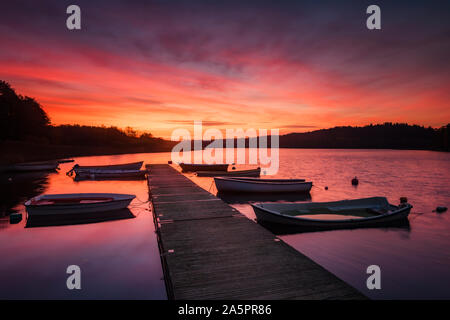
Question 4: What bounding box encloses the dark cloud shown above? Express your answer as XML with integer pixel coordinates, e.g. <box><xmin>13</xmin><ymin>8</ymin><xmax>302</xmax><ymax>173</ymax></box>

<box><xmin>166</xmin><ymin>120</ymin><xmax>246</xmax><ymax>126</ymax></box>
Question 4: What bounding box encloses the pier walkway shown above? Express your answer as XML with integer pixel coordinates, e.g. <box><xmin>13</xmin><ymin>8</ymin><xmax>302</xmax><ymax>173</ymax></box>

<box><xmin>147</xmin><ymin>164</ymin><xmax>365</xmax><ymax>300</ymax></box>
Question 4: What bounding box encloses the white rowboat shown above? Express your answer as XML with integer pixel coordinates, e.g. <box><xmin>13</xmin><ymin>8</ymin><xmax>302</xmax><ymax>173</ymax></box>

<box><xmin>25</xmin><ymin>193</ymin><xmax>136</xmax><ymax>216</ymax></box>
<box><xmin>251</xmin><ymin>197</ymin><xmax>412</xmax><ymax>230</ymax></box>
<box><xmin>214</xmin><ymin>177</ymin><xmax>312</xmax><ymax>193</ymax></box>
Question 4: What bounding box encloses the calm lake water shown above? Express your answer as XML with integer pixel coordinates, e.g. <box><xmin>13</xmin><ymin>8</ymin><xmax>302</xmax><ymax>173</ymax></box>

<box><xmin>1</xmin><ymin>149</ymin><xmax>449</xmax><ymax>299</ymax></box>
<box><xmin>0</xmin><ymin>154</ymin><xmax>169</xmax><ymax>299</ymax></box>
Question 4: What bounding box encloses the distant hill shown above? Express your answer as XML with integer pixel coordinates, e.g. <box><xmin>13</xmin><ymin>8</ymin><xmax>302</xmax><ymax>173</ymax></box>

<box><xmin>279</xmin><ymin>123</ymin><xmax>449</xmax><ymax>151</ymax></box>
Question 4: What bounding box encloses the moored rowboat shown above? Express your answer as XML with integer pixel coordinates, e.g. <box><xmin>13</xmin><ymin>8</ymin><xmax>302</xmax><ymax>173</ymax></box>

<box><xmin>74</xmin><ymin>161</ymin><xmax>143</xmax><ymax>171</ymax></box>
<box><xmin>180</xmin><ymin>163</ymin><xmax>229</xmax><ymax>172</ymax></box>
<box><xmin>9</xmin><ymin>161</ymin><xmax>59</xmax><ymax>172</ymax></box>
<box><xmin>68</xmin><ymin>161</ymin><xmax>143</xmax><ymax>175</ymax></box>
<box><xmin>57</xmin><ymin>159</ymin><xmax>75</xmax><ymax>164</ymax></box>
<box><xmin>251</xmin><ymin>197</ymin><xmax>412</xmax><ymax>230</ymax></box>
<box><xmin>214</xmin><ymin>177</ymin><xmax>312</xmax><ymax>193</ymax></box>
<box><xmin>197</xmin><ymin>168</ymin><xmax>261</xmax><ymax>177</ymax></box>
<box><xmin>75</xmin><ymin>169</ymin><xmax>147</xmax><ymax>180</ymax></box>
<box><xmin>25</xmin><ymin>193</ymin><xmax>136</xmax><ymax>216</ymax></box>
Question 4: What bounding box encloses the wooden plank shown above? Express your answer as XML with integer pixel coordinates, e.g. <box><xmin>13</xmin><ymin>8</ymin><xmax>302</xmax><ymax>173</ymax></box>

<box><xmin>148</xmin><ymin>164</ymin><xmax>366</xmax><ymax>300</ymax></box>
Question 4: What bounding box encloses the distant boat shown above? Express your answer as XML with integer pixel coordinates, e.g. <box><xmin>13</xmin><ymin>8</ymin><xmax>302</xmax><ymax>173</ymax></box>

<box><xmin>179</xmin><ymin>163</ymin><xmax>229</xmax><ymax>172</ymax></box>
<box><xmin>214</xmin><ymin>177</ymin><xmax>312</xmax><ymax>193</ymax></box>
<box><xmin>196</xmin><ymin>168</ymin><xmax>261</xmax><ymax>177</ymax></box>
<box><xmin>75</xmin><ymin>169</ymin><xmax>147</xmax><ymax>180</ymax></box>
<box><xmin>57</xmin><ymin>159</ymin><xmax>75</xmax><ymax>164</ymax></box>
<box><xmin>251</xmin><ymin>197</ymin><xmax>412</xmax><ymax>230</ymax></box>
<box><xmin>9</xmin><ymin>161</ymin><xmax>59</xmax><ymax>172</ymax></box>
<box><xmin>68</xmin><ymin>161</ymin><xmax>143</xmax><ymax>175</ymax></box>
<box><xmin>25</xmin><ymin>193</ymin><xmax>136</xmax><ymax>216</ymax></box>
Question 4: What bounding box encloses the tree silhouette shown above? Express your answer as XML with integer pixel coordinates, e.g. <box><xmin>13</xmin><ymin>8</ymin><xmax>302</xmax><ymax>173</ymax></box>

<box><xmin>0</xmin><ymin>81</ymin><xmax>50</xmax><ymax>140</ymax></box>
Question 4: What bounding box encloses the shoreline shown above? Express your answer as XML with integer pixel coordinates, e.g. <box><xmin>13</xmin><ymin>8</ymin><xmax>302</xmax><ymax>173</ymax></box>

<box><xmin>0</xmin><ymin>140</ymin><xmax>173</xmax><ymax>168</ymax></box>
<box><xmin>1</xmin><ymin>141</ymin><xmax>448</xmax><ymax>168</ymax></box>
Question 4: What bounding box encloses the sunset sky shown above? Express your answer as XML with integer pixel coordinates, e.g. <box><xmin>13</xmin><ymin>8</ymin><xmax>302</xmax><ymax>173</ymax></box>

<box><xmin>1</xmin><ymin>0</ymin><xmax>449</xmax><ymax>138</ymax></box>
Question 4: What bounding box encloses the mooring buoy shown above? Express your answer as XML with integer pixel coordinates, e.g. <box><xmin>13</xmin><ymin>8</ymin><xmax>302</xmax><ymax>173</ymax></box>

<box><xmin>351</xmin><ymin>177</ymin><xmax>359</xmax><ymax>185</ymax></box>
<box><xmin>436</xmin><ymin>206</ymin><xmax>447</xmax><ymax>213</ymax></box>
<box><xmin>10</xmin><ymin>213</ymin><xmax>22</xmax><ymax>224</ymax></box>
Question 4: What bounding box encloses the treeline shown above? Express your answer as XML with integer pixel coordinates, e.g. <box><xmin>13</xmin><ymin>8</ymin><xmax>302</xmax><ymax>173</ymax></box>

<box><xmin>280</xmin><ymin>123</ymin><xmax>450</xmax><ymax>151</ymax></box>
<box><xmin>0</xmin><ymin>80</ymin><xmax>175</xmax><ymax>164</ymax></box>
<box><xmin>49</xmin><ymin>125</ymin><xmax>174</xmax><ymax>150</ymax></box>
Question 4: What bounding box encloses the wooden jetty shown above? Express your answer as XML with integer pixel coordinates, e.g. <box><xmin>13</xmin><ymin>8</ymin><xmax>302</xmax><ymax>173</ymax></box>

<box><xmin>148</xmin><ymin>164</ymin><xmax>365</xmax><ymax>300</ymax></box>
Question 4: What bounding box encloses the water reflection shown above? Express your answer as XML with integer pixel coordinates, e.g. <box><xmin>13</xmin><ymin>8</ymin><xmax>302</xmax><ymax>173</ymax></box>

<box><xmin>218</xmin><ymin>191</ymin><xmax>311</xmax><ymax>204</ymax></box>
<box><xmin>26</xmin><ymin>208</ymin><xmax>135</xmax><ymax>228</ymax></box>
<box><xmin>0</xmin><ymin>171</ymin><xmax>52</xmax><ymax>218</ymax></box>
<box><xmin>0</xmin><ymin>153</ymin><xmax>169</xmax><ymax>299</ymax></box>
<box><xmin>258</xmin><ymin>218</ymin><xmax>411</xmax><ymax>235</ymax></box>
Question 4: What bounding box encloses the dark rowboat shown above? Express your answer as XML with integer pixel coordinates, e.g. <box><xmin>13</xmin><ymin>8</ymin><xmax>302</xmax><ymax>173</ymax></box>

<box><xmin>74</xmin><ymin>169</ymin><xmax>147</xmax><ymax>180</ymax></box>
<box><xmin>179</xmin><ymin>163</ymin><xmax>229</xmax><ymax>172</ymax></box>
<box><xmin>196</xmin><ymin>168</ymin><xmax>261</xmax><ymax>177</ymax></box>
<box><xmin>67</xmin><ymin>161</ymin><xmax>143</xmax><ymax>175</ymax></box>
<box><xmin>9</xmin><ymin>161</ymin><xmax>59</xmax><ymax>172</ymax></box>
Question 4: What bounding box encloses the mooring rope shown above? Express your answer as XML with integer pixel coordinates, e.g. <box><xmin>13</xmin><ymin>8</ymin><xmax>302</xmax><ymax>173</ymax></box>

<box><xmin>208</xmin><ymin>180</ymin><xmax>215</xmax><ymax>192</ymax></box>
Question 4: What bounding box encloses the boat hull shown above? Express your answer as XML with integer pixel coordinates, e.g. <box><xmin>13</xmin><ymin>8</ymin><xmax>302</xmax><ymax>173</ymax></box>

<box><xmin>74</xmin><ymin>161</ymin><xmax>143</xmax><ymax>172</ymax></box>
<box><xmin>10</xmin><ymin>161</ymin><xmax>59</xmax><ymax>172</ymax></box>
<box><xmin>214</xmin><ymin>177</ymin><xmax>312</xmax><ymax>193</ymax></box>
<box><xmin>197</xmin><ymin>168</ymin><xmax>261</xmax><ymax>177</ymax></box>
<box><xmin>25</xmin><ymin>193</ymin><xmax>136</xmax><ymax>216</ymax></box>
<box><xmin>75</xmin><ymin>169</ymin><xmax>147</xmax><ymax>180</ymax></box>
<box><xmin>251</xmin><ymin>200</ymin><xmax>412</xmax><ymax>230</ymax></box>
<box><xmin>180</xmin><ymin>163</ymin><xmax>229</xmax><ymax>172</ymax></box>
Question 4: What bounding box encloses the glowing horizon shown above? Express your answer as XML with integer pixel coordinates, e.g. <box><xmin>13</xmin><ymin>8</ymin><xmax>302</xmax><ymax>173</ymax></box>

<box><xmin>1</xmin><ymin>1</ymin><xmax>449</xmax><ymax>139</ymax></box>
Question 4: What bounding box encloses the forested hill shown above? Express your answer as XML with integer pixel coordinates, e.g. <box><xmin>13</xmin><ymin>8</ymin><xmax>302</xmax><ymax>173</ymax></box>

<box><xmin>279</xmin><ymin>123</ymin><xmax>449</xmax><ymax>151</ymax></box>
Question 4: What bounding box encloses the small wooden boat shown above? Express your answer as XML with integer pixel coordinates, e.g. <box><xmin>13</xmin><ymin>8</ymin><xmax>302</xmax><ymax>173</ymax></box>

<box><xmin>57</xmin><ymin>159</ymin><xmax>75</xmax><ymax>164</ymax></box>
<box><xmin>75</xmin><ymin>169</ymin><xmax>147</xmax><ymax>180</ymax></box>
<box><xmin>197</xmin><ymin>168</ymin><xmax>261</xmax><ymax>177</ymax></box>
<box><xmin>67</xmin><ymin>161</ymin><xmax>143</xmax><ymax>175</ymax></box>
<box><xmin>25</xmin><ymin>193</ymin><xmax>136</xmax><ymax>216</ymax></box>
<box><xmin>180</xmin><ymin>163</ymin><xmax>229</xmax><ymax>172</ymax></box>
<box><xmin>10</xmin><ymin>161</ymin><xmax>59</xmax><ymax>172</ymax></box>
<box><xmin>214</xmin><ymin>177</ymin><xmax>312</xmax><ymax>193</ymax></box>
<box><xmin>251</xmin><ymin>197</ymin><xmax>412</xmax><ymax>230</ymax></box>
